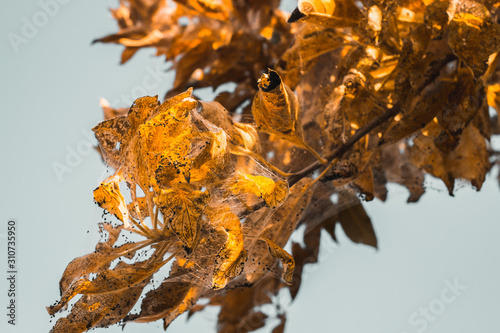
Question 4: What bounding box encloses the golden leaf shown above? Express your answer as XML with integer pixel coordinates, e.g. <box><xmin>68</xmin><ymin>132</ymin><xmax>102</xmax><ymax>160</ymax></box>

<box><xmin>252</xmin><ymin>69</ymin><xmax>326</xmax><ymax>163</ymax></box>
<box><xmin>411</xmin><ymin>124</ymin><xmax>489</xmax><ymax>193</ymax></box>
<box><xmin>233</xmin><ymin>122</ymin><xmax>261</xmax><ymax>153</ymax></box>
<box><xmin>410</xmin><ymin>133</ymin><xmax>452</xmax><ymax>192</ymax></box>
<box><xmin>448</xmin><ymin>12</ymin><xmax>500</xmax><ymax>78</ymax></box>
<box><xmin>127</xmin><ymin>96</ymin><xmax>160</xmax><ymax>129</ymax></box>
<box><xmin>288</xmin><ymin>0</ymin><xmax>361</xmax><ymax>27</ymax></box>
<box><xmin>93</xmin><ymin>177</ymin><xmax>130</xmax><ymax>228</ymax></box>
<box><xmin>190</xmin><ymin>129</ymin><xmax>230</xmax><ymax>185</ymax></box>
<box><xmin>230</xmin><ymin>174</ymin><xmax>289</xmax><ymax>208</ymax></box>
<box><xmin>155</xmin><ymin>188</ymin><xmax>210</xmax><ymax>248</ymax></box>
<box><xmin>280</xmin><ymin>27</ymin><xmax>344</xmax><ymax>73</ymax></box>
<box><xmin>299</xmin><ymin>0</ymin><xmax>335</xmax><ymax>15</ymax></box>
<box><xmin>154</xmin><ymin>129</ymin><xmax>196</xmax><ymax>185</ymax></box>
<box><xmin>175</xmin><ymin>0</ymin><xmax>233</xmax><ymax>21</ymax></box>
<box><xmin>58</xmin><ymin>241</ymin><xmax>139</xmax><ymax>296</ymax></box>
<box><xmin>367</xmin><ymin>6</ymin><xmax>382</xmax><ymax>32</ymax></box>
<box><xmin>445</xmin><ymin>124</ymin><xmax>490</xmax><ymax>191</ymax></box>
<box><xmin>259</xmin><ymin>236</ymin><xmax>295</xmax><ymax>284</ymax></box>
<box><xmin>93</xmin><ymin>91</ymin><xmax>196</xmax><ymax>187</ymax></box>
<box><xmin>209</xmin><ymin>207</ymin><xmax>247</xmax><ymax>289</ymax></box>
<box><xmin>48</xmin><ymin>258</ymin><xmax>167</xmax><ymax>316</ymax></box>
<box><xmin>138</xmin><ymin>96</ymin><xmax>232</xmax><ymax>187</ymax></box>
<box><xmin>138</xmin><ymin>98</ymin><xmax>197</xmax><ymax>186</ymax></box>
<box><xmin>49</xmin><ymin>285</ymin><xmax>146</xmax><ymax>333</ymax></box>
<box><xmin>487</xmin><ymin>83</ymin><xmax>500</xmax><ymax>114</ymax></box>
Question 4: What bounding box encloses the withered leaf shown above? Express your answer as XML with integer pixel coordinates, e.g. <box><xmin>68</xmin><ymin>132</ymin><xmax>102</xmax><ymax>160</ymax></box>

<box><xmin>280</xmin><ymin>27</ymin><xmax>344</xmax><ymax>72</ymax></box>
<box><xmin>93</xmin><ymin>178</ymin><xmax>130</xmax><ymax>227</ymax></box>
<box><xmin>410</xmin><ymin>133</ymin><xmax>453</xmax><ymax>193</ymax></box>
<box><xmin>124</xmin><ymin>260</ymin><xmax>205</xmax><ymax>328</ymax></box>
<box><xmin>437</xmin><ymin>68</ymin><xmax>483</xmax><ymax>142</ymax></box>
<box><xmin>48</xmin><ymin>257</ymin><xmax>167</xmax><ymax>316</ymax></box>
<box><xmin>259</xmin><ymin>236</ymin><xmax>295</xmax><ymax>284</ymax></box>
<box><xmin>127</xmin><ymin>196</ymin><xmax>150</xmax><ymax>220</ymax></box>
<box><xmin>445</xmin><ymin>124</ymin><xmax>490</xmax><ymax>191</ymax></box>
<box><xmin>92</xmin><ymin>96</ymin><xmax>160</xmax><ymax>170</ymax></box>
<box><xmin>322</xmin><ymin>194</ymin><xmax>378</xmax><ymax>248</ymax></box>
<box><xmin>126</xmin><ymin>279</ymin><xmax>200</xmax><ymax>326</ymax></box>
<box><xmin>93</xmin><ymin>91</ymin><xmax>196</xmax><ymax>187</ymax></box>
<box><xmin>352</xmin><ymin>166</ymin><xmax>375</xmax><ymax>201</ymax></box>
<box><xmin>209</xmin><ymin>206</ymin><xmax>247</xmax><ymax>289</ymax></box>
<box><xmin>51</xmin><ymin>262</ymin><xmax>149</xmax><ymax>333</ymax></box>
<box><xmin>377</xmin><ymin>144</ymin><xmax>426</xmax><ymax>202</ymax></box>
<box><xmin>138</xmin><ymin>98</ymin><xmax>197</xmax><ymax>185</ymax></box>
<box><xmin>58</xmin><ymin>241</ymin><xmax>138</xmax><ymax>295</ymax></box>
<box><xmin>411</xmin><ymin>123</ymin><xmax>489</xmax><ymax>193</ymax></box>
<box><xmin>272</xmin><ymin>314</ymin><xmax>287</xmax><ymax>333</ymax></box>
<box><xmin>175</xmin><ymin>0</ymin><xmax>233</xmax><ymax>21</ymax></box>
<box><xmin>128</xmin><ymin>95</ymin><xmax>161</xmax><ymax>129</ymax></box>
<box><xmin>288</xmin><ymin>0</ymin><xmax>361</xmax><ymax>27</ymax></box>
<box><xmin>252</xmin><ymin>69</ymin><xmax>325</xmax><ymax>163</ymax></box>
<box><xmin>155</xmin><ymin>188</ymin><xmax>210</xmax><ymax>248</ymax></box>
<box><xmin>189</xmin><ymin>275</ymin><xmax>281</xmax><ymax>333</ymax></box>
<box><xmin>448</xmin><ymin>12</ymin><xmax>500</xmax><ymax>78</ymax></box>
<box><xmin>50</xmin><ymin>293</ymin><xmax>125</xmax><ymax>333</ymax></box>
<box><xmin>230</xmin><ymin>173</ymin><xmax>289</xmax><ymax>208</ymax></box>
<box><xmin>291</xmin><ymin>224</ymin><xmax>321</xmax><ymax>300</ymax></box>
<box><xmin>243</xmin><ymin>178</ymin><xmax>315</xmax><ymax>285</ymax></box>
<box><xmin>92</xmin><ymin>116</ymin><xmax>131</xmax><ymax>170</ymax></box>
<box><xmin>379</xmin><ymin>79</ymin><xmax>456</xmax><ymax>146</ymax></box>
<box><xmin>190</xmin><ymin>128</ymin><xmax>230</xmax><ymax>185</ymax></box>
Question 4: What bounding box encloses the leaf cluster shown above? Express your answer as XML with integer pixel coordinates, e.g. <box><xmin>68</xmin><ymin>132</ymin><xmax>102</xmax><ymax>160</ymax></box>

<box><xmin>48</xmin><ymin>0</ymin><xmax>500</xmax><ymax>332</ymax></box>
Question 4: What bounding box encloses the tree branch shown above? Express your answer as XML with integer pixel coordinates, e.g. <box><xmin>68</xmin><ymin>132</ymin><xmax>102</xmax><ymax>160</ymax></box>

<box><xmin>287</xmin><ymin>103</ymin><xmax>402</xmax><ymax>186</ymax></box>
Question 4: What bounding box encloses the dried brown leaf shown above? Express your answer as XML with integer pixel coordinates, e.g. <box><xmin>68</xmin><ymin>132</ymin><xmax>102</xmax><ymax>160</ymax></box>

<box><xmin>259</xmin><ymin>236</ymin><xmax>295</xmax><ymax>284</ymax></box>
<box><xmin>155</xmin><ymin>188</ymin><xmax>210</xmax><ymax>248</ymax></box>
<box><xmin>209</xmin><ymin>206</ymin><xmax>247</xmax><ymax>289</ymax></box>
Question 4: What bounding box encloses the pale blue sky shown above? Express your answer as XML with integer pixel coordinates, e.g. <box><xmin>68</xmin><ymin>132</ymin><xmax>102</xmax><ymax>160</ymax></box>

<box><xmin>1</xmin><ymin>1</ymin><xmax>499</xmax><ymax>333</ymax></box>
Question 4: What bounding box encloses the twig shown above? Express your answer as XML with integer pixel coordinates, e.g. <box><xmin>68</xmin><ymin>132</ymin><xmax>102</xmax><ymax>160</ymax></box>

<box><xmin>288</xmin><ymin>103</ymin><xmax>402</xmax><ymax>186</ymax></box>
